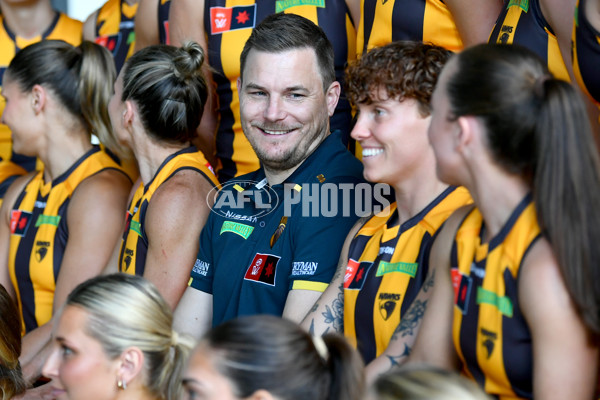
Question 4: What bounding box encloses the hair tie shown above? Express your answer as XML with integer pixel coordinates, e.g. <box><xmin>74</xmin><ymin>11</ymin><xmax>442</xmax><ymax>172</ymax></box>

<box><xmin>312</xmin><ymin>335</ymin><xmax>329</xmax><ymax>362</ymax></box>
<box><xmin>533</xmin><ymin>74</ymin><xmax>552</xmax><ymax>98</ymax></box>
<box><xmin>171</xmin><ymin>331</ymin><xmax>179</xmax><ymax>347</ymax></box>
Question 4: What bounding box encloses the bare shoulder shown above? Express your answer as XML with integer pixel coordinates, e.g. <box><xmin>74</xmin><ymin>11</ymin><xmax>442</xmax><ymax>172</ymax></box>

<box><xmin>82</xmin><ymin>9</ymin><xmax>100</xmax><ymax>41</ymax></box>
<box><xmin>152</xmin><ymin>169</ymin><xmax>214</xmax><ymax>207</ymax></box>
<box><xmin>70</xmin><ymin>169</ymin><xmax>132</xmax><ymax>209</ymax></box>
<box><xmin>518</xmin><ymin>238</ymin><xmax>571</xmax><ymax>318</ymax></box>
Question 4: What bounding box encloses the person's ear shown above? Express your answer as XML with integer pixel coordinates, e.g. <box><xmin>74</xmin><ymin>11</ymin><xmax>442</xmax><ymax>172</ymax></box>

<box><xmin>117</xmin><ymin>346</ymin><xmax>144</xmax><ymax>388</ymax></box>
<box><xmin>247</xmin><ymin>389</ymin><xmax>277</xmax><ymax>400</ymax></box>
<box><xmin>325</xmin><ymin>81</ymin><xmax>341</xmax><ymax>117</ymax></box>
<box><xmin>123</xmin><ymin>100</ymin><xmax>135</xmax><ymax>127</ymax></box>
<box><xmin>31</xmin><ymin>84</ymin><xmax>46</xmax><ymax>114</ymax></box>
<box><xmin>455</xmin><ymin>115</ymin><xmax>477</xmax><ymax>154</ymax></box>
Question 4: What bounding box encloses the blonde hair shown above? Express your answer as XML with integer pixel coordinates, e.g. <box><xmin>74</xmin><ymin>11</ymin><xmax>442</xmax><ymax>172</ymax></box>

<box><xmin>66</xmin><ymin>274</ymin><xmax>194</xmax><ymax>400</ymax></box>
<box><xmin>372</xmin><ymin>365</ymin><xmax>492</xmax><ymax>400</ymax></box>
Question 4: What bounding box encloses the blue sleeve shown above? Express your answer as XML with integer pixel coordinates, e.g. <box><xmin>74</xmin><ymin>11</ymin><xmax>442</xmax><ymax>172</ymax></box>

<box><xmin>189</xmin><ymin>212</ymin><xmax>215</xmax><ymax>293</ymax></box>
<box><xmin>288</xmin><ymin>179</ymin><xmax>365</xmax><ymax>291</ymax></box>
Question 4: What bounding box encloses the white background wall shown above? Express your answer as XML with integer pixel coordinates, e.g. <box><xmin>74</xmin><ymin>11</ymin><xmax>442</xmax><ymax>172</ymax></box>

<box><xmin>66</xmin><ymin>0</ymin><xmax>107</xmax><ymax>21</ymax></box>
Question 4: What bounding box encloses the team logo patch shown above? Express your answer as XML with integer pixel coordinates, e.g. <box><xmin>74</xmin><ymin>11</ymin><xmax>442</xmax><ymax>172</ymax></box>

<box><xmin>378</xmin><ymin>293</ymin><xmax>400</xmax><ymax>321</ymax></box>
<box><xmin>507</xmin><ymin>0</ymin><xmax>529</xmax><ymax>11</ymax></box>
<box><xmin>10</xmin><ymin>210</ymin><xmax>33</xmax><ymax>236</ymax></box>
<box><xmin>220</xmin><ymin>221</ymin><xmax>254</xmax><ymax>239</ymax></box>
<box><xmin>96</xmin><ymin>33</ymin><xmax>122</xmax><ymax>54</ymax></box>
<box><xmin>244</xmin><ymin>253</ymin><xmax>280</xmax><ymax>286</ymax></box>
<box><xmin>343</xmin><ymin>259</ymin><xmax>373</xmax><ymax>290</ymax></box>
<box><xmin>275</xmin><ymin>0</ymin><xmax>325</xmax><ymax>12</ymax></box>
<box><xmin>451</xmin><ymin>268</ymin><xmax>473</xmax><ymax>314</ymax></box>
<box><xmin>123</xmin><ymin>248</ymin><xmax>134</xmax><ymax>272</ymax></box>
<box><xmin>477</xmin><ymin>286</ymin><xmax>513</xmax><ymax>317</ymax></box>
<box><xmin>35</xmin><ymin>241</ymin><xmax>51</xmax><ymax>262</ymax></box>
<box><xmin>35</xmin><ymin>214</ymin><xmax>60</xmax><ymax>227</ymax></box>
<box><xmin>210</xmin><ymin>5</ymin><xmax>256</xmax><ymax>35</ymax></box>
<box><xmin>376</xmin><ymin>261</ymin><xmax>418</xmax><ymax>278</ymax></box>
<box><xmin>481</xmin><ymin>328</ymin><xmax>498</xmax><ymax>359</ymax></box>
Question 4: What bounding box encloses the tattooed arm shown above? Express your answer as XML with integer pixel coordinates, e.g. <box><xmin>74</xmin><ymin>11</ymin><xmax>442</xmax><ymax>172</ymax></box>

<box><xmin>300</xmin><ymin>216</ymin><xmax>370</xmax><ymax>335</ymax></box>
<box><xmin>364</xmin><ymin>268</ymin><xmax>436</xmax><ymax>383</ymax></box>
<box><xmin>365</xmin><ymin>206</ymin><xmax>473</xmax><ymax>384</ymax></box>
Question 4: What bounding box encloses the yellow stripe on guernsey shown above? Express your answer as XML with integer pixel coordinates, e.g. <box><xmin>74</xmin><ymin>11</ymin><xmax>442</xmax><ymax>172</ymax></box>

<box><xmin>119</xmin><ymin>149</ymin><xmax>219</xmax><ymax>276</ymax></box>
<box><xmin>422</xmin><ymin>0</ymin><xmax>462</xmax><ymax>52</ymax></box>
<box><xmin>491</xmin><ymin>0</ymin><xmax>569</xmax><ymax>81</ymax></box>
<box><xmin>356</xmin><ymin>0</ymin><xmax>462</xmax><ymax>56</ymax></box>
<box><xmin>97</xmin><ymin>0</ymin><xmax>139</xmax><ymax>60</ymax></box>
<box><xmin>9</xmin><ymin>150</ymin><xmax>120</xmax><ymax>334</ymax></box>
<box><xmin>344</xmin><ymin>187</ymin><xmax>472</xmax><ymax>359</ymax></box>
<box><xmin>452</xmin><ymin>203</ymin><xmax>540</xmax><ymax>399</ymax></box>
<box><xmin>0</xmin><ymin>14</ymin><xmax>82</xmax><ymax>161</ymax></box>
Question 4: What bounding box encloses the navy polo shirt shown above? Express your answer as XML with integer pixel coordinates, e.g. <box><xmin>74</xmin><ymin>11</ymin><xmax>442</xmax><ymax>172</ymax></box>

<box><xmin>190</xmin><ymin>131</ymin><xmax>368</xmax><ymax>326</ymax></box>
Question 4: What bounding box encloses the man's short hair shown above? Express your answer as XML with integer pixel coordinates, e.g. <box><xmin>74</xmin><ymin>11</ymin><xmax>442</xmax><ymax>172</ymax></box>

<box><xmin>239</xmin><ymin>13</ymin><xmax>335</xmax><ymax>90</ymax></box>
<box><xmin>345</xmin><ymin>41</ymin><xmax>452</xmax><ymax>116</ymax></box>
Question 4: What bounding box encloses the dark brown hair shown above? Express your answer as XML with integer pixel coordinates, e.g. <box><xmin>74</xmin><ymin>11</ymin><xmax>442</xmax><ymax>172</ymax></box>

<box><xmin>239</xmin><ymin>13</ymin><xmax>335</xmax><ymax>90</ymax></box>
<box><xmin>446</xmin><ymin>44</ymin><xmax>600</xmax><ymax>333</ymax></box>
<box><xmin>345</xmin><ymin>41</ymin><xmax>452</xmax><ymax>116</ymax></box>
<box><xmin>0</xmin><ymin>284</ymin><xmax>25</xmax><ymax>400</ymax></box>
<box><xmin>202</xmin><ymin>315</ymin><xmax>365</xmax><ymax>400</ymax></box>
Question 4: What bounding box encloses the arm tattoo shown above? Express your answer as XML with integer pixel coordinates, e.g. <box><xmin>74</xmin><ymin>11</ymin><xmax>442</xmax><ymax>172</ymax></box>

<box><xmin>423</xmin><ymin>269</ymin><xmax>435</xmax><ymax>292</ymax></box>
<box><xmin>391</xmin><ymin>299</ymin><xmax>428</xmax><ymax>341</ymax></box>
<box><xmin>386</xmin><ymin>344</ymin><xmax>412</xmax><ymax>369</ymax></box>
<box><xmin>322</xmin><ymin>285</ymin><xmax>344</xmax><ymax>333</ymax></box>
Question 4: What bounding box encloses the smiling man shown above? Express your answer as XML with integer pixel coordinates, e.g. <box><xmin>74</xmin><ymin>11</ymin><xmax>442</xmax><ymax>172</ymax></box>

<box><xmin>174</xmin><ymin>13</ymin><xmax>372</xmax><ymax>337</ymax></box>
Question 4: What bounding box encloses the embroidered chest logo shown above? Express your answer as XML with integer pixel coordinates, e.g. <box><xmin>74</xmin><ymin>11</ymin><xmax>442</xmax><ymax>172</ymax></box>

<box><xmin>10</xmin><ymin>210</ymin><xmax>33</xmax><ymax>236</ymax></box>
<box><xmin>35</xmin><ymin>241</ymin><xmax>51</xmax><ymax>262</ymax></box>
<box><xmin>275</xmin><ymin>0</ymin><xmax>325</xmax><ymax>13</ymax></box>
<box><xmin>344</xmin><ymin>259</ymin><xmax>373</xmax><ymax>290</ymax></box>
<box><xmin>378</xmin><ymin>293</ymin><xmax>401</xmax><ymax>321</ymax></box>
<box><xmin>210</xmin><ymin>5</ymin><xmax>256</xmax><ymax>35</ymax></box>
<box><xmin>244</xmin><ymin>253</ymin><xmax>280</xmax><ymax>286</ymax></box>
<box><xmin>96</xmin><ymin>33</ymin><xmax>122</xmax><ymax>54</ymax></box>
<box><xmin>122</xmin><ymin>249</ymin><xmax>134</xmax><ymax>272</ymax></box>
<box><xmin>481</xmin><ymin>328</ymin><xmax>498</xmax><ymax>359</ymax></box>
<box><xmin>451</xmin><ymin>268</ymin><xmax>473</xmax><ymax>315</ymax></box>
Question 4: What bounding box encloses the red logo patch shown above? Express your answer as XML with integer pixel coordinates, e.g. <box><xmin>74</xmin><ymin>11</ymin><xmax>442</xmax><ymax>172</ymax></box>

<box><xmin>10</xmin><ymin>210</ymin><xmax>32</xmax><ymax>236</ymax></box>
<box><xmin>210</xmin><ymin>5</ymin><xmax>256</xmax><ymax>34</ymax></box>
<box><xmin>244</xmin><ymin>253</ymin><xmax>280</xmax><ymax>286</ymax></box>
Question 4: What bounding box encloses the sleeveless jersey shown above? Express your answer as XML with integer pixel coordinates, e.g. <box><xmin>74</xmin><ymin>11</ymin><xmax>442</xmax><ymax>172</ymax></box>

<box><xmin>119</xmin><ymin>147</ymin><xmax>218</xmax><ymax>276</ymax></box>
<box><xmin>94</xmin><ymin>0</ymin><xmax>139</xmax><ymax>73</ymax></box>
<box><xmin>357</xmin><ymin>0</ymin><xmax>463</xmax><ymax>56</ymax></box>
<box><xmin>573</xmin><ymin>0</ymin><xmax>600</xmax><ymax>105</ymax></box>
<box><xmin>343</xmin><ymin>186</ymin><xmax>472</xmax><ymax>363</ymax></box>
<box><xmin>158</xmin><ymin>0</ymin><xmax>171</xmax><ymax>44</ymax></box>
<box><xmin>0</xmin><ymin>13</ymin><xmax>82</xmax><ymax>193</ymax></box>
<box><xmin>451</xmin><ymin>195</ymin><xmax>540</xmax><ymax>399</ymax></box>
<box><xmin>204</xmin><ymin>0</ymin><xmax>356</xmax><ymax>182</ymax></box>
<box><xmin>8</xmin><ymin>147</ymin><xmax>125</xmax><ymax>335</ymax></box>
<box><xmin>488</xmin><ymin>0</ymin><xmax>569</xmax><ymax>81</ymax></box>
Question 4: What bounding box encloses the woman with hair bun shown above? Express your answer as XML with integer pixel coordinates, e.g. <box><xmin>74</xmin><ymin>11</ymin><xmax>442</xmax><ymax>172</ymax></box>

<box><xmin>183</xmin><ymin>315</ymin><xmax>365</xmax><ymax>400</ymax></box>
<box><xmin>43</xmin><ymin>273</ymin><xmax>194</xmax><ymax>400</ymax></box>
<box><xmin>105</xmin><ymin>41</ymin><xmax>219</xmax><ymax>308</ymax></box>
